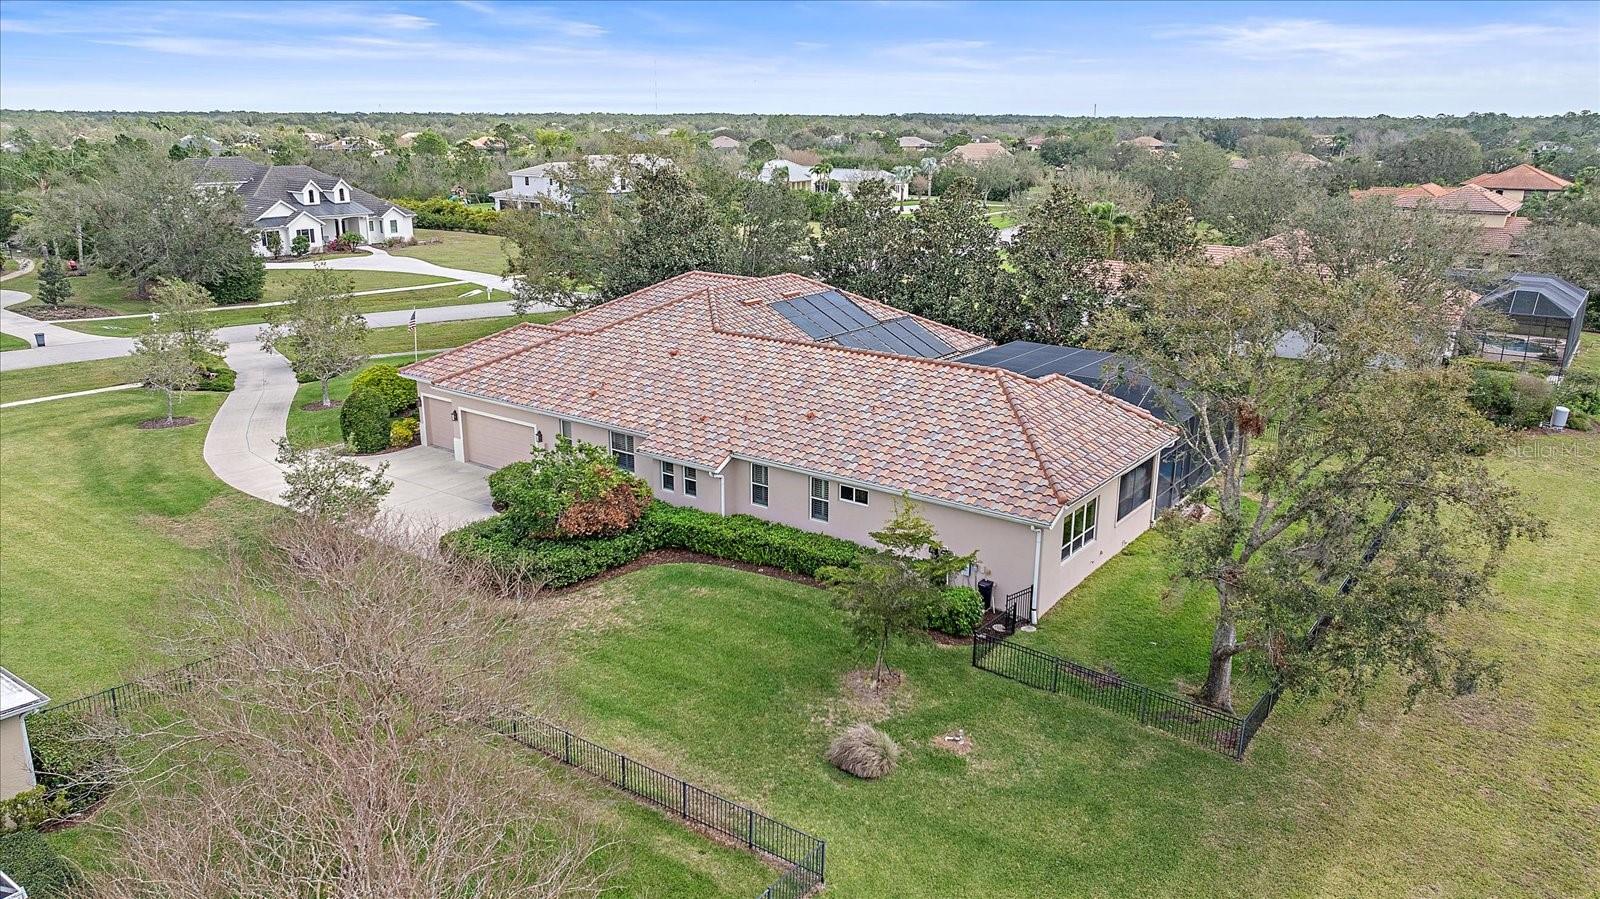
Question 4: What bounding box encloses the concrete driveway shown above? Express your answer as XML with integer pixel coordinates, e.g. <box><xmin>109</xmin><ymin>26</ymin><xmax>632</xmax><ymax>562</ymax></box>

<box><xmin>366</xmin><ymin>445</ymin><xmax>496</xmax><ymax>537</ymax></box>
<box><xmin>265</xmin><ymin>245</ymin><xmax>514</xmax><ymax>293</ymax></box>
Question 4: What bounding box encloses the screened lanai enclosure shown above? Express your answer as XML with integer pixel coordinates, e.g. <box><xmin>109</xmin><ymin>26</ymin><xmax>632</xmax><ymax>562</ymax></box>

<box><xmin>1465</xmin><ymin>273</ymin><xmax>1590</xmax><ymax>371</ymax></box>
<box><xmin>959</xmin><ymin>341</ymin><xmax>1220</xmax><ymax>511</ymax></box>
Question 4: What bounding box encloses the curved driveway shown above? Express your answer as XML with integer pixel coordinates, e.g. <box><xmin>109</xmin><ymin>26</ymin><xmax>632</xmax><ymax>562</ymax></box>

<box><xmin>265</xmin><ymin>245</ymin><xmax>515</xmax><ymax>293</ymax></box>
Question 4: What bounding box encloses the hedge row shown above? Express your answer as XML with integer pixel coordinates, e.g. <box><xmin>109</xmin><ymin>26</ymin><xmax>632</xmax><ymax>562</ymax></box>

<box><xmin>442</xmin><ymin>500</ymin><xmax>867</xmax><ymax>588</ymax></box>
<box><xmin>390</xmin><ymin>197</ymin><xmax>501</xmax><ymax>233</ymax></box>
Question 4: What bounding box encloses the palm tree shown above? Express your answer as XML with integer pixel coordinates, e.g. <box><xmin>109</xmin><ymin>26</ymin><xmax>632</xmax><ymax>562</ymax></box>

<box><xmin>918</xmin><ymin>157</ymin><xmax>938</xmax><ymax>199</ymax></box>
<box><xmin>1087</xmin><ymin>201</ymin><xmax>1136</xmax><ymax>257</ymax></box>
<box><xmin>810</xmin><ymin>161</ymin><xmax>834</xmax><ymax>193</ymax></box>
<box><xmin>890</xmin><ymin>165</ymin><xmax>915</xmax><ymax>202</ymax></box>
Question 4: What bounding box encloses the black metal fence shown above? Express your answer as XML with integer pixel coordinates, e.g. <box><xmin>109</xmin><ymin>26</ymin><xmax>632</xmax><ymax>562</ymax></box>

<box><xmin>39</xmin><ymin>665</ymin><xmax>827</xmax><ymax>898</ymax></box>
<box><xmin>486</xmin><ymin>714</ymin><xmax>825</xmax><ymax>896</ymax></box>
<box><xmin>37</xmin><ymin>657</ymin><xmax>216</xmax><ymax>720</ymax></box>
<box><xmin>971</xmin><ymin>632</ymin><xmax>1270</xmax><ymax>759</ymax></box>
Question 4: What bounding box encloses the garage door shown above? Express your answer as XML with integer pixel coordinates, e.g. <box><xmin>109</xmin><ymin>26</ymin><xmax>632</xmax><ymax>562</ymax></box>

<box><xmin>424</xmin><ymin>397</ymin><xmax>454</xmax><ymax>449</ymax></box>
<box><xmin>462</xmin><ymin>412</ymin><xmax>538</xmax><ymax>469</ymax></box>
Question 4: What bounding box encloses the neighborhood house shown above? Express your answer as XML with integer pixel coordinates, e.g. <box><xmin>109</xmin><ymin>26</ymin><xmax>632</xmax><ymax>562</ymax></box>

<box><xmin>1350</xmin><ymin>163</ymin><xmax>1573</xmax><ymax>256</ymax></box>
<box><xmin>188</xmin><ymin>157</ymin><xmax>414</xmax><ymax>255</ymax></box>
<box><xmin>0</xmin><ymin>667</ymin><xmax>48</xmax><ymax>801</ymax></box>
<box><xmin>757</xmin><ymin>159</ymin><xmax>911</xmax><ymax>200</ymax></box>
<box><xmin>400</xmin><ymin>272</ymin><xmax>1178</xmax><ymax>622</ymax></box>
<box><xmin>491</xmin><ymin>154</ymin><xmax>669</xmax><ymax>210</ymax></box>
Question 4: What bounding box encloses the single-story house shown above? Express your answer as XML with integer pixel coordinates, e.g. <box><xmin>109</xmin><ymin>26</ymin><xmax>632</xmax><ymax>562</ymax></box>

<box><xmin>1121</xmin><ymin>135</ymin><xmax>1172</xmax><ymax>151</ymax></box>
<box><xmin>467</xmin><ymin>135</ymin><xmax>508</xmax><ymax>153</ymax></box>
<box><xmin>316</xmin><ymin>136</ymin><xmax>383</xmax><ymax>153</ymax></box>
<box><xmin>898</xmin><ymin>135</ymin><xmax>936</xmax><ymax>151</ymax></box>
<box><xmin>1466</xmin><ymin>163</ymin><xmax>1572</xmax><ymax>205</ymax></box>
<box><xmin>0</xmin><ymin>668</ymin><xmax>48</xmax><ymax>801</ymax></box>
<box><xmin>756</xmin><ymin>159</ymin><xmax>910</xmax><ymax>200</ymax></box>
<box><xmin>491</xmin><ymin>154</ymin><xmax>670</xmax><ymax>210</ymax></box>
<box><xmin>1023</xmin><ymin>136</ymin><xmax>1048</xmax><ymax>151</ymax></box>
<box><xmin>1465</xmin><ymin>272</ymin><xmax>1589</xmax><ymax>371</ymax></box>
<box><xmin>188</xmin><ymin>157</ymin><xmax>415</xmax><ymax>254</ymax></box>
<box><xmin>944</xmin><ymin>141</ymin><xmax>1011</xmax><ymax>165</ymax></box>
<box><xmin>400</xmin><ymin>272</ymin><xmax>1179</xmax><ymax>622</ymax></box>
<box><xmin>710</xmin><ymin>135</ymin><xmax>741</xmax><ymax>151</ymax></box>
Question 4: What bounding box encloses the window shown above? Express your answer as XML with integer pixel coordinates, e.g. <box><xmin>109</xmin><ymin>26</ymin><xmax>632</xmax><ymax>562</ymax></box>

<box><xmin>660</xmin><ymin>461</ymin><xmax>675</xmax><ymax>491</ymax></box>
<box><xmin>1061</xmin><ymin>498</ymin><xmax>1098</xmax><ymax>560</ymax></box>
<box><xmin>295</xmin><ymin>227</ymin><xmax>316</xmax><ymax>245</ymax></box>
<box><xmin>388</xmin><ymin>219</ymin><xmax>399</xmax><ymax>234</ymax></box>
<box><xmin>684</xmin><ymin>468</ymin><xmax>698</xmax><ymax>497</ymax></box>
<box><xmin>810</xmin><ymin>477</ymin><xmax>830</xmax><ymax>522</ymax></box>
<box><xmin>338</xmin><ymin>188</ymin><xmax>347</xmax><ymax>202</ymax></box>
<box><xmin>839</xmin><ymin>484</ymin><xmax>868</xmax><ymax>506</ymax></box>
<box><xmin>559</xmin><ymin>419</ymin><xmax>572</xmax><ymax>440</ymax></box>
<box><xmin>306</xmin><ymin>189</ymin><xmax>318</xmax><ymax>204</ymax></box>
<box><xmin>610</xmin><ymin>431</ymin><xmax>635</xmax><ymax>472</ymax></box>
<box><xmin>750</xmin><ymin>464</ymin><xmax>769</xmax><ymax>507</ymax></box>
<box><xmin>368</xmin><ymin>219</ymin><xmax>378</xmax><ymax>233</ymax></box>
<box><xmin>1117</xmin><ymin>458</ymin><xmax>1155</xmax><ymax>520</ymax></box>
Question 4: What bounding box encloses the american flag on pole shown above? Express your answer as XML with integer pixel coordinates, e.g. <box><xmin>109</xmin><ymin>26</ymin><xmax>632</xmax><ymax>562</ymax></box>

<box><xmin>406</xmin><ymin>310</ymin><xmax>417</xmax><ymax>332</ymax></box>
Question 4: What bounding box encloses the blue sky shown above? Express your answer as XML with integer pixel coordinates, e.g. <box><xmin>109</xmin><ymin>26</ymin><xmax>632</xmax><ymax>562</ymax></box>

<box><xmin>1</xmin><ymin>0</ymin><xmax>1596</xmax><ymax>115</ymax></box>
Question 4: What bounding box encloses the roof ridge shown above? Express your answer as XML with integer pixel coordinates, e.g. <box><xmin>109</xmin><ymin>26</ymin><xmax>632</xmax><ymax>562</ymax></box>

<box><xmin>994</xmin><ymin>370</ymin><xmax>1071</xmax><ymax>503</ymax></box>
<box><xmin>402</xmin><ymin>321</ymin><xmax>559</xmax><ymax>381</ymax></box>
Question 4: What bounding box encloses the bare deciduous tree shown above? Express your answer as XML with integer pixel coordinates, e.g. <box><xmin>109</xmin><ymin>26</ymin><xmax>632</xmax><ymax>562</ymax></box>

<box><xmin>90</xmin><ymin>517</ymin><xmax>609</xmax><ymax>899</ymax></box>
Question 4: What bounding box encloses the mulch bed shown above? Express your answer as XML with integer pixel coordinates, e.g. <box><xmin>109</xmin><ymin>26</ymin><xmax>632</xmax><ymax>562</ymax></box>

<box><xmin>300</xmin><ymin>400</ymin><xmax>342</xmax><ymax>411</ymax></box>
<box><xmin>18</xmin><ymin>304</ymin><xmax>118</xmax><ymax>320</ymax></box>
<box><xmin>138</xmin><ymin>416</ymin><xmax>198</xmax><ymax>430</ymax></box>
<box><xmin>543</xmin><ymin>549</ymin><xmax>821</xmax><ymax>596</ymax></box>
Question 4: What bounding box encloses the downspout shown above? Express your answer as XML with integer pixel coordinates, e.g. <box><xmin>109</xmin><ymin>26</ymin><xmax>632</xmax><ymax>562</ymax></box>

<box><xmin>1029</xmin><ymin>526</ymin><xmax>1043</xmax><ymax>624</ymax></box>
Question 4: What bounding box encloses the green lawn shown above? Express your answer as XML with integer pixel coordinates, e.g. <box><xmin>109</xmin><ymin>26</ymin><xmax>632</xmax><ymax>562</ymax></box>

<box><xmin>0</xmin><ymin>356</ymin><xmax>141</xmax><ymax>404</ymax></box>
<box><xmin>0</xmin><ymin>390</ymin><xmax>774</xmax><ymax>895</ymax></box>
<box><xmin>0</xmin><ymin>332</ymin><xmax>30</xmax><ymax>351</ymax></box>
<box><xmin>390</xmin><ymin>228</ymin><xmax>511</xmax><ymax>274</ymax></box>
<box><xmin>550</xmin><ymin>430</ymin><xmax>1599</xmax><ymax>898</ymax></box>
<box><xmin>59</xmin><ymin>282</ymin><xmax>495</xmax><ymax>338</ymax></box>
<box><xmin>260</xmin><ymin>268</ymin><xmax>449</xmax><ymax>300</ymax></box>
<box><xmin>362</xmin><ymin>311</ymin><xmax>566</xmax><ymax>356</ymax></box>
<box><xmin>8</xmin><ymin>267</ymin><xmax>447</xmax><ymax>320</ymax></box>
<box><xmin>1570</xmin><ymin>330</ymin><xmax>1600</xmax><ymax>378</ymax></box>
<box><xmin>0</xmin><ymin>391</ymin><xmax>276</xmax><ymax>698</ymax></box>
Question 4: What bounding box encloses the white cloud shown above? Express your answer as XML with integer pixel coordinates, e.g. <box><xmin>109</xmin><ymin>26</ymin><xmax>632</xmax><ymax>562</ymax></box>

<box><xmin>1166</xmin><ymin>18</ymin><xmax>1572</xmax><ymax>65</ymax></box>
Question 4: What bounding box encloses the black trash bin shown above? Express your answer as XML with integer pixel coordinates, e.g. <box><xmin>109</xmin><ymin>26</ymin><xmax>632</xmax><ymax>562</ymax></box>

<box><xmin>977</xmin><ymin>578</ymin><xmax>994</xmax><ymax>607</ymax></box>
<box><xmin>34</xmin><ymin>332</ymin><xmax>46</xmax><ymax>347</ymax></box>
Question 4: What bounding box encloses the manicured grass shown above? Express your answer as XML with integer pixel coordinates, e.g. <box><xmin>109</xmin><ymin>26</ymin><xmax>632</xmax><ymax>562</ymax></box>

<box><xmin>0</xmin><ymin>391</ymin><xmax>276</xmax><ymax>698</ymax></box>
<box><xmin>390</xmin><ymin>228</ymin><xmax>511</xmax><ymax>274</ymax></box>
<box><xmin>59</xmin><ymin>282</ymin><xmax>493</xmax><ymax>338</ymax></box>
<box><xmin>7</xmin><ymin>267</ymin><xmax>150</xmax><ymax>315</ymax></box>
<box><xmin>0</xmin><ymin>356</ymin><xmax>141</xmax><ymax>404</ymax></box>
<box><xmin>550</xmin><ymin>430</ymin><xmax>1598</xmax><ymax>898</ymax></box>
<box><xmin>1569</xmin><ymin>330</ymin><xmax>1600</xmax><ymax>378</ymax></box>
<box><xmin>362</xmin><ymin>311</ymin><xmax>567</xmax><ymax>356</ymax></box>
<box><xmin>0</xmin><ymin>332</ymin><xmax>30</xmax><ymax>351</ymax></box>
<box><xmin>285</xmin><ymin>357</ymin><xmax>436</xmax><ymax>450</ymax></box>
<box><xmin>260</xmin><ymin>268</ymin><xmax>450</xmax><ymax>300</ymax></box>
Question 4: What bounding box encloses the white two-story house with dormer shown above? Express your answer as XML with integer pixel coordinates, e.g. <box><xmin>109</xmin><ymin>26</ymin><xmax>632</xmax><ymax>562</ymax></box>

<box><xmin>188</xmin><ymin>157</ymin><xmax>414</xmax><ymax>255</ymax></box>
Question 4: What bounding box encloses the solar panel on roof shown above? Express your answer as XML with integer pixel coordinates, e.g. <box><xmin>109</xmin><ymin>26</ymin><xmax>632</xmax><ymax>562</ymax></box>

<box><xmin>772</xmin><ymin>292</ymin><xmax>958</xmax><ymax>359</ymax></box>
<box><xmin>881</xmin><ymin>318</ymin><xmax>954</xmax><ymax>357</ymax></box>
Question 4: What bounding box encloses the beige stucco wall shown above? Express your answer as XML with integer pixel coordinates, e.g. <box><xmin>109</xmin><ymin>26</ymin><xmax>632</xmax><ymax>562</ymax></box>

<box><xmin>419</xmin><ymin>386</ymin><xmax>1160</xmax><ymax>620</ymax></box>
<box><xmin>0</xmin><ymin>716</ymin><xmax>37</xmax><ymax>800</ymax></box>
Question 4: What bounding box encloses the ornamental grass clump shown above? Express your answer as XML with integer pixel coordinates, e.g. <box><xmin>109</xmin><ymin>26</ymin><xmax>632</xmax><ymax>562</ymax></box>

<box><xmin>826</xmin><ymin>724</ymin><xmax>900</xmax><ymax>780</ymax></box>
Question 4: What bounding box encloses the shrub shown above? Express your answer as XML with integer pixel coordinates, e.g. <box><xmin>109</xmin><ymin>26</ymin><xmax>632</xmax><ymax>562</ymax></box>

<box><xmin>202</xmin><ymin>258</ymin><xmax>266</xmax><ymax>304</ymax></box>
<box><xmin>390</xmin><ymin>197</ymin><xmax>501</xmax><ymax>233</ymax></box>
<box><xmin>650</xmin><ymin>504</ymin><xmax>863</xmax><ymax>577</ymax></box>
<box><xmin>488</xmin><ymin>437</ymin><xmax>652</xmax><ymax>539</ymax></box>
<box><xmin>28</xmin><ymin>711</ymin><xmax>120</xmax><ymax>815</ymax></box>
<box><xmin>1555</xmin><ymin>371</ymin><xmax>1600</xmax><ymax>417</ymax></box>
<box><xmin>325</xmin><ymin>231</ymin><xmax>365</xmax><ymax>253</ymax></box>
<box><xmin>389</xmin><ymin>416</ymin><xmax>419</xmax><ymax>449</ymax></box>
<box><xmin>291</xmin><ymin>233</ymin><xmax>311</xmax><ymax>257</ymax></box>
<box><xmin>442</xmin><ymin>511</ymin><xmax>658</xmax><ymax>588</ymax></box>
<box><xmin>926</xmin><ymin>586</ymin><xmax>984</xmax><ymax>636</ymax></box>
<box><xmin>0</xmin><ymin>828</ymin><xmax>78</xmax><ymax>897</ymax></box>
<box><xmin>1468</xmin><ymin>368</ymin><xmax>1555</xmax><ymax>429</ymax></box>
<box><xmin>192</xmin><ymin>352</ymin><xmax>236</xmax><ymax>392</ymax></box>
<box><xmin>0</xmin><ymin>786</ymin><xmax>70</xmax><ymax>834</ymax></box>
<box><xmin>339</xmin><ymin>388</ymin><xmax>392</xmax><ymax>454</ymax></box>
<box><xmin>826</xmin><ymin>724</ymin><xmax>899</xmax><ymax>779</ymax></box>
<box><xmin>350</xmin><ymin>364</ymin><xmax>418</xmax><ymax>415</ymax></box>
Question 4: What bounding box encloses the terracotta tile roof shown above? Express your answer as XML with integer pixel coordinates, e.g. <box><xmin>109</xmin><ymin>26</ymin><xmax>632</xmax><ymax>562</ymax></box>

<box><xmin>1473</xmin><ymin>215</ymin><xmax>1534</xmax><ymax>255</ymax></box>
<box><xmin>1467</xmin><ymin>164</ymin><xmax>1572</xmax><ymax>192</ymax></box>
<box><xmin>944</xmin><ymin>141</ymin><xmax>1012</xmax><ymax>164</ymax></box>
<box><xmin>402</xmin><ymin>273</ymin><xmax>1176</xmax><ymax>523</ymax></box>
<box><xmin>1351</xmin><ymin>183</ymin><xmax>1450</xmax><ymax>202</ymax></box>
<box><xmin>1395</xmin><ymin>183</ymin><xmax>1521</xmax><ymax>214</ymax></box>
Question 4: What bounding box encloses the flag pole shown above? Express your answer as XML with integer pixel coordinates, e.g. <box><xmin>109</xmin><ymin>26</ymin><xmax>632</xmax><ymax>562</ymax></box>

<box><xmin>411</xmin><ymin>311</ymin><xmax>419</xmax><ymax>362</ymax></box>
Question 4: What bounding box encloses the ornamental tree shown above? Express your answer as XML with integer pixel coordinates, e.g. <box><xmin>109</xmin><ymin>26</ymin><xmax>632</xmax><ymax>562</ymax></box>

<box><xmin>1093</xmin><ymin>251</ymin><xmax>1543</xmax><ymax>717</ymax></box>
<box><xmin>820</xmin><ymin>553</ymin><xmax>942</xmax><ymax>687</ymax></box>
<box><xmin>258</xmin><ymin>265</ymin><xmax>367</xmax><ymax>407</ymax></box>
<box><xmin>35</xmin><ymin>251</ymin><xmax>74</xmax><ymax>306</ymax></box>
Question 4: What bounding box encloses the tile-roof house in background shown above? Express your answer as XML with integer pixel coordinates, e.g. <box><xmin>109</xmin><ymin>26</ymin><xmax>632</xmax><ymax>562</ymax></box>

<box><xmin>188</xmin><ymin>157</ymin><xmax>414</xmax><ymax>255</ymax></box>
<box><xmin>898</xmin><ymin>135</ymin><xmax>936</xmax><ymax>150</ymax></box>
<box><xmin>1352</xmin><ymin>182</ymin><xmax>1533</xmax><ymax>256</ymax></box>
<box><xmin>757</xmin><ymin>159</ymin><xmax>910</xmax><ymax>200</ymax></box>
<box><xmin>401</xmin><ymin>272</ymin><xmax>1178</xmax><ymax>622</ymax></box>
<box><xmin>944</xmin><ymin>141</ymin><xmax>1012</xmax><ymax>165</ymax></box>
<box><xmin>1466</xmin><ymin>163</ymin><xmax>1573</xmax><ymax>204</ymax></box>
<box><xmin>1121</xmin><ymin>135</ymin><xmax>1172</xmax><ymax>151</ymax></box>
<box><xmin>709</xmin><ymin>135</ymin><xmax>741</xmax><ymax>151</ymax></box>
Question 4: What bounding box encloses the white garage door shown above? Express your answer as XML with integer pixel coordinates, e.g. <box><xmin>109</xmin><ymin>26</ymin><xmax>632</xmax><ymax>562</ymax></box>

<box><xmin>462</xmin><ymin>412</ymin><xmax>537</xmax><ymax>469</ymax></box>
<box><xmin>424</xmin><ymin>397</ymin><xmax>454</xmax><ymax>449</ymax></box>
